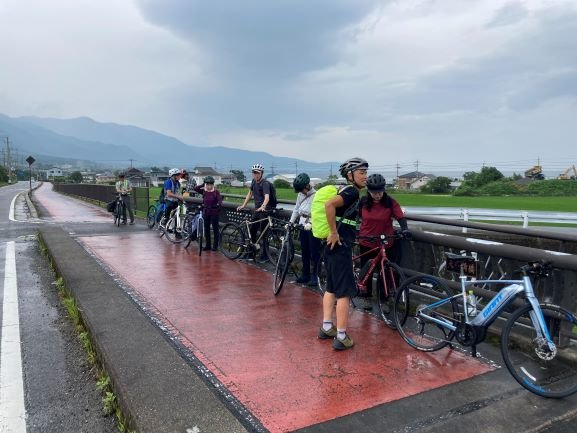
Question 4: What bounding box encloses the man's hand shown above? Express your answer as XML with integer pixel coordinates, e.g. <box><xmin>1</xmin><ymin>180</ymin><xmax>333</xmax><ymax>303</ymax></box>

<box><xmin>326</xmin><ymin>232</ymin><xmax>341</xmax><ymax>250</ymax></box>
<box><xmin>237</xmin><ymin>205</ymin><xmax>245</xmax><ymax>211</ymax></box>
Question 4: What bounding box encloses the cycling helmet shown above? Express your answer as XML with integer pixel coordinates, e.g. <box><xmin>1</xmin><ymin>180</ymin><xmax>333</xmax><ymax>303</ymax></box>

<box><xmin>366</xmin><ymin>173</ymin><xmax>386</xmax><ymax>192</ymax></box>
<box><xmin>204</xmin><ymin>175</ymin><xmax>215</xmax><ymax>184</ymax></box>
<box><xmin>180</xmin><ymin>168</ymin><xmax>188</xmax><ymax>177</ymax></box>
<box><xmin>118</xmin><ymin>172</ymin><xmax>126</xmax><ymax>177</ymax></box>
<box><xmin>293</xmin><ymin>172</ymin><xmax>310</xmax><ymax>192</ymax></box>
<box><xmin>168</xmin><ymin>168</ymin><xmax>180</xmax><ymax>176</ymax></box>
<box><xmin>339</xmin><ymin>157</ymin><xmax>369</xmax><ymax>177</ymax></box>
<box><xmin>251</xmin><ymin>163</ymin><xmax>265</xmax><ymax>173</ymax></box>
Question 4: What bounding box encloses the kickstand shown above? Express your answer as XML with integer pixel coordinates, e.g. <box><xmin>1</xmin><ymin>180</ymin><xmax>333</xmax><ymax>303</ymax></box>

<box><xmin>471</xmin><ymin>343</ymin><xmax>477</xmax><ymax>358</ymax></box>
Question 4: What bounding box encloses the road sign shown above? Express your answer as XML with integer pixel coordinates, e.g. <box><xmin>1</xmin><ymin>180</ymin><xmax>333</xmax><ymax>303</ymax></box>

<box><xmin>26</xmin><ymin>155</ymin><xmax>36</xmax><ymax>165</ymax></box>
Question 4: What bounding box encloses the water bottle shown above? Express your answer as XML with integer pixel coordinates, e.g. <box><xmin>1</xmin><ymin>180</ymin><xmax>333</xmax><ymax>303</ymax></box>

<box><xmin>466</xmin><ymin>290</ymin><xmax>478</xmax><ymax>317</ymax></box>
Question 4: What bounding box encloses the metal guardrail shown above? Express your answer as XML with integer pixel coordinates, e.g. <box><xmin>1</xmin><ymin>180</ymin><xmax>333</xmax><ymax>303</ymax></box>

<box><xmin>404</xmin><ymin>207</ymin><xmax>577</xmax><ymax>228</ymax></box>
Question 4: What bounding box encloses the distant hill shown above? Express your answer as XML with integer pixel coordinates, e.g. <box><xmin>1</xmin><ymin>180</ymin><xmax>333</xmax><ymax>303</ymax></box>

<box><xmin>0</xmin><ymin>113</ymin><xmax>337</xmax><ymax>176</ymax></box>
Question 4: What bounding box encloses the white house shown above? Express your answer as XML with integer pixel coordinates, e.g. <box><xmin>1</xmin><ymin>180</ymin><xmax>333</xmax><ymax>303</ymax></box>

<box><xmin>46</xmin><ymin>167</ymin><xmax>64</xmax><ymax>178</ymax></box>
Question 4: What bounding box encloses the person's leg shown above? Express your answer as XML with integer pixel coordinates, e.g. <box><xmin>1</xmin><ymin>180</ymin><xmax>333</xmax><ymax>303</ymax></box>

<box><xmin>309</xmin><ymin>235</ymin><xmax>321</xmax><ymax>286</ymax></box>
<box><xmin>297</xmin><ymin>229</ymin><xmax>311</xmax><ymax>283</ymax></box>
<box><xmin>203</xmin><ymin>216</ymin><xmax>211</xmax><ymax>250</ymax></box>
<box><xmin>125</xmin><ymin>197</ymin><xmax>134</xmax><ymax>223</ymax></box>
<box><xmin>211</xmin><ymin>216</ymin><xmax>220</xmax><ymax>250</ymax></box>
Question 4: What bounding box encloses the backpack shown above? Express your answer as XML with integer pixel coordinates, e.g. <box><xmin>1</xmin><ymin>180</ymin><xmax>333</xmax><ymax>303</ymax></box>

<box><xmin>311</xmin><ymin>184</ymin><xmax>355</xmax><ymax>239</ymax></box>
<box><xmin>266</xmin><ymin>181</ymin><xmax>278</xmax><ymax>208</ymax></box>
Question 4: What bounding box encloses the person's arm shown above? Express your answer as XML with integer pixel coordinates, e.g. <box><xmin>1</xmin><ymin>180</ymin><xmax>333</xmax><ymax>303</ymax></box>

<box><xmin>289</xmin><ymin>193</ymin><xmax>302</xmax><ymax>224</ymax></box>
<box><xmin>258</xmin><ymin>182</ymin><xmax>271</xmax><ymax>212</ymax></box>
<box><xmin>237</xmin><ymin>190</ymin><xmax>252</xmax><ymax>210</ymax></box>
<box><xmin>325</xmin><ymin>195</ymin><xmax>345</xmax><ymax>250</ymax></box>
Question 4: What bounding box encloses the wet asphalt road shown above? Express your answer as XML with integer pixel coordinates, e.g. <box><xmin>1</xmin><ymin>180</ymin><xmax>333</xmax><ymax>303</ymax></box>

<box><xmin>0</xmin><ymin>182</ymin><xmax>116</xmax><ymax>433</ymax></box>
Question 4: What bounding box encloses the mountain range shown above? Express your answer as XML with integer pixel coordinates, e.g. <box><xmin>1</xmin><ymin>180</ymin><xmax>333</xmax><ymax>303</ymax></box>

<box><xmin>0</xmin><ymin>113</ymin><xmax>337</xmax><ymax>176</ymax></box>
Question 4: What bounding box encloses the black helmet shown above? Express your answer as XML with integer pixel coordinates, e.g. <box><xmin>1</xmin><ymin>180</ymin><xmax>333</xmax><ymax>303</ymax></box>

<box><xmin>339</xmin><ymin>157</ymin><xmax>368</xmax><ymax>177</ymax></box>
<box><xmin>204</xmin><ymin>175</ymin><xmax>215</xmax><ymax>184</ymax></box>
<box><xmin>293</xmin><ymin>172</ymin><xmax>310</xmax><ymax>192</ymax></box>
<box><xmin>367</xmin><ymin>173</ymin><xmax>386</xmax><ymax>192</ymax></box>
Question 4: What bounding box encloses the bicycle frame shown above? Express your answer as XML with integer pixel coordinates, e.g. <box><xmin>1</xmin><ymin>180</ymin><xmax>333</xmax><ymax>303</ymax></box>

<box><xmin>354</xmin><ymin>235</ymin><xmax>395</xmax><ymax>294</ymax></box>
<box><xmin>418</xmin><ymin>272</ymin><xmax>555</xmax><ymax>352</ymax></box>
<box><xmin>241</xmin><ymin>213</ymin><xmax>274</xmax><ymax>247</ymax></box>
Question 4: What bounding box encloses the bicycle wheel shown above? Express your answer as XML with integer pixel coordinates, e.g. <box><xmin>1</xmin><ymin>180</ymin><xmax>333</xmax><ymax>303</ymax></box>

<box><xmin>114</xmin><ymin>201</ymin><xmax>121</xmax><ymax>227</ymax></box>
<box><xmin>197</xmin><ymin>218</ymin><xmax>204</xmax><ymax>257</ymax></box>
<box><xmin>183</xmin><ymin>214</ymin><xmax>195</xmax><ymax>249</ymax></box>
<box><xmin>316</xmin><ymin>251</ymin><xmax>328</xmax><ymax>295</ymax></box>
<box><xmin>164</xmin><ymin>216</ymin><xmax>184</xmax><ymax>244</ymax></box>
<box><xmin>273</xmin><ymin>235</ymin><xmax>292</xmax><ymax>295</ymax></box>
<box><xmin>219</xmin><ymin>223</ymin><xmax>246</xmax><ymax>259</ymax></box>
<box><xmin>394</xmin><ymin>275</ymin><xmax>456</xmax><ymax>352</ymax></box>
<box><xmin>501</xmin><ymin>303</ymin><xmax>577</xmax><ymax>398</ymax></box>
<box><xmin>377</xmin><ymin>262</ymin><xmax>405</xmax><ymax>329</ymax></box>
<box><xmin>265</xmin><ymin>227</ymin><xmax>285</xmax><ymax>265</ymax></box>
<box><xmin>146</xmin><ymin>205</ymin><xmax>156</xmax><ymax>229</ymax></box>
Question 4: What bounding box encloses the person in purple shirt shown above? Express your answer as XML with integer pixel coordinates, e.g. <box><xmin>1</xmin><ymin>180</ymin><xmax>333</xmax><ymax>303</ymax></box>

<box><xmin>195</xmin><ymin>176</ymin><xmax>223</xmax><ymax>251</ymax></box>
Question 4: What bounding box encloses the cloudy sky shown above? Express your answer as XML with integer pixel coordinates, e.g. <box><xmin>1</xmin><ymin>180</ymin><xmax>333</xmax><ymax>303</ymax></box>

<box><xmin>1</xmin><ymin>0</ymin><xmax>577</xmax><ymax>174</ymax></box>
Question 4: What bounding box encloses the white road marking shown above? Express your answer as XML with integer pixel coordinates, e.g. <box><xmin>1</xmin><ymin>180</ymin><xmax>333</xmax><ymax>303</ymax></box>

<box><xmin>0</xmin><ymin>241</ymin><xmax>27</xmax><ymax>432</ymax></box>
<box><xmin>8</xmin><ymin>193</ymin><xmax>18</xmax><ymax>222</ymax></box>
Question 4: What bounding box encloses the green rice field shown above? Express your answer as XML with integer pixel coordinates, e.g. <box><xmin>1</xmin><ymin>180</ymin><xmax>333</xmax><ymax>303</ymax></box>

<box><xmin>210</xmin><ymin>186</ymin><xmax>577</xmax><ymax>213</ymax></box>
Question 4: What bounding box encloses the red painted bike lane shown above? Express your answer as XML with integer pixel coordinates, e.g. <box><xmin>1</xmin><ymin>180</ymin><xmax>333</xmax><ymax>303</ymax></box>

<box><xmin>34</xmin><ymin>183</ymin><xmax>494</xmax><ymax>433</ymax></box>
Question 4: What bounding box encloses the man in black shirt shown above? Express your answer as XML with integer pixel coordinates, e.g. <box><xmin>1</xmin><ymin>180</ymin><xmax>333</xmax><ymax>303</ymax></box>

<box><xmin>237</xmin><ymin>163</ymin><xmax>277</xmax><ymax>247</ymax></box>
<box><xmin>317</xmin><ymin>157</ymin><xmax>368</xmax><ymax>350</ymax></box>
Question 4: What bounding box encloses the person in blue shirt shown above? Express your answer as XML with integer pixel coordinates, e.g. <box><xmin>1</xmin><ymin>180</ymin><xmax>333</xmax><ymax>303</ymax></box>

<box><xmin>162</xmin><ymin>168</ymin><xmax>183</xmax><ymax>223</ymax></box>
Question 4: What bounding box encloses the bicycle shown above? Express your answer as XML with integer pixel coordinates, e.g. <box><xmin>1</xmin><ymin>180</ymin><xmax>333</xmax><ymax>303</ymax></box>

<box><xmin>273</xmin><ymin>222</ymin><xmax>302</xmax><ymax>295</ymax></box>
<box><xmin>163</xmin><ymin>200</ymin><xmax>189</xmax><ymax>244</ymax></box>
<box><xmin>146</xmin><ymin>199</ymin><xmax>167</xmax><ymax>229</ymax></box>
<box><xmin>112</xmin><ymin>193</ymin><xmax>128</xmax><ymax>227</ymax></box>
<box><xmin>316</xmin><ymin>233</ymin><xmax>406</xmax><ymax>327</ymax></box>
<box><xmin>183</xmin><ymin>204</ymin><xmax>205</xmax><ymax>256</ymax></box>
<box><xmin>393</xmin><ymin>253</ymin><xmax>577</xmax><ymax>398</ymax></box>
<box><xmin>219</xmin><ymin>209</ymin><xmax>284</xmax><ymax>265</ymax></box>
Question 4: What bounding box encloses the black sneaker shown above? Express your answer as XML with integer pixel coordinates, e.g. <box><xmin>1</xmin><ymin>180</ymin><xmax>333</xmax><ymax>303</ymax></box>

<box><xmin>318</xmin><ymin>326</ymin><xmax>337</xmax><ymax>340</ymax></box>
<box><xmin>211</xmin><ymin>247</ymin><xmax>219</xmax><ymax>251</ymax></box>
<box><xmin>202</xmin><ymin>246</ymin><xmax>211</xmax><ymax>251</ymax></box>
<box><xmin>333</xmin><ymin>335</ymin><xmax>354</xmax><ymax>350</ymax></box>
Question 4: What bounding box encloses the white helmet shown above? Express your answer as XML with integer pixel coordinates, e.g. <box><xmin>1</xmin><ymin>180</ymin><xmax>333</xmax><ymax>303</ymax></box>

<box><xmin>168</xmin><ymin>168</ymin><xmax>180</xmax><ymax>176</ymax></box>
<box><xmin>251</xmin><ymin>163</ymin><xmax>265</xmax><ymax>172</ymax></box>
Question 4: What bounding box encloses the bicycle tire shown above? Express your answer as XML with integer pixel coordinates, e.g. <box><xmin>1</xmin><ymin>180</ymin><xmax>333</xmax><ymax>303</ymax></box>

<box><xmin>501</xmin><ymin>303</ymin><xmax>577</xmax><ymax>398</ymax></box>
<box><xmin>114</xmin><ymin>201</ymin><xmax>121</xmax><ymax>227</ymax></box>
<box><xmin>197</xmin><ymin>218</ymin><xmax>204</xmax><ymax>256</ymax></box>
<box><xmin>265</xmin><ymin>227</ymin><xmax>285</xmax><ymax>265</ymax></box>
<box><xmin>146</xmin><ymin>205</ymin><xmax>156</xmax><ymax>229</ymax></box>
<box><xmin>183</xmin><ymin>213</ymin><xmax>195</xmax><ymax>249</ymax></box>
<box><xmin>376</xmin><ymin>262</ymin><xmax>405</xmax><ymax>329</ymax></box>
<box><xmin>164</xmin><ymin>216</ymin><xmax>185</xmax><ymax>244</ymax></box>
<box><xmin>273</xmin><ymin>234</ymin><xmax>292</xmax><ymax>295</ymax></box>
<box><xmin>219</xmin><ymin>223</ymin><xmax>246</xmax><ymax>259</ymax></box>
<box><xmin>316</xmin><ymin>251</ymin><xmax>328</xmax><ymax>295</ymax></box>
<box><xmin>394</xmin><ymin>275</ymin><xmax>456</xmax><ymax>352</ymax></box>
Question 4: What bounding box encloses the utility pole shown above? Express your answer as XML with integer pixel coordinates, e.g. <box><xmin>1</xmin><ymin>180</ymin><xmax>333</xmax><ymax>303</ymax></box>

<box><xmin>295</xmin><ymin>160</ymin><xmax>298</xmax><ymax>175</ymax></box>
<box><xmin>270</xmin><ymin>163</ymin><xmax>275</xmax><ymax>177</ymax></box>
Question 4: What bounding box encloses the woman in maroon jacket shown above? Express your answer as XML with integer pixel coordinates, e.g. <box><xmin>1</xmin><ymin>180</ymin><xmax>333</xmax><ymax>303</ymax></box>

<box><xmin>358</xmin><ymin>173</ymin><xmax>410</xmax><ymax>300</ymax></box>
<box><xmin>195</xmin><ymin>176</ymin><xmax>223</xmax><ymax>251</ymax></box>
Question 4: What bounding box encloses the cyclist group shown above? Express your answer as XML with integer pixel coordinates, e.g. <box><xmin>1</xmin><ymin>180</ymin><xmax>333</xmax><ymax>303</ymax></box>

<box><xmin>119</xmin><ymin>158</ymin><xmax>410</xmax><ymax>352</ymax></box>
<box><xmin>159</xmin><ymin>168</ymin><xmax>222</xmax><ymax>250</ymax></box>
<box><xmin>240</xmin><ymin>158</ymin><xmax>409</xmax><ymax>351</ymax></box>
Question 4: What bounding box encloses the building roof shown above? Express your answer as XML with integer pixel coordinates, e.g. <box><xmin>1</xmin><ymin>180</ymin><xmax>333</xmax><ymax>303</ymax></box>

<box><xmin>193</xmin><ymin>167</ymin><xmax>220</xmax><ymax>176</ymax></box>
